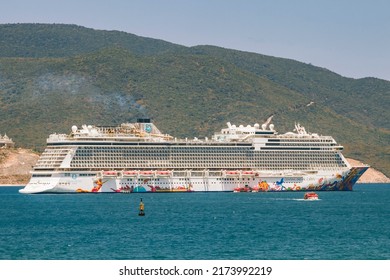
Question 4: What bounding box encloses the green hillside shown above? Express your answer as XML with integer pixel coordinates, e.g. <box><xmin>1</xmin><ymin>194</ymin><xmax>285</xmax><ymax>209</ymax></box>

<box><xmin>0</xmin><ymin>24</ymin><xmax>389</xmax><ymax>176</ymax></box>
<box><xmin>189</xmin><ymin>45</ymin><xmax>390</xmax><ymax>130</ymax></box>
<box><xmin>0</xmin><ymin>23</ymin><xmax>185</xmax><ymax>57</ymax></box>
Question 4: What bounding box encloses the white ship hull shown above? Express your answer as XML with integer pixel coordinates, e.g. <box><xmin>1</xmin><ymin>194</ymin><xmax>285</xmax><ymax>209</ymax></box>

<box><xmin>20</xmin><ymin>167</ymin><xmax>367</xmax><ymax>194</ymax></box>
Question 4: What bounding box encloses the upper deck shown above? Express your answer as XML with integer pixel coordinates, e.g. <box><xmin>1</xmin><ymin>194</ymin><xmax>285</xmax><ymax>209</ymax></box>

<box><xmin>47</xmin><ymin>117</ymin><xmax>337</xmax><ymax>147</ymax></box>
<box><xmin>48</xmin><ymin>118</ymin><xmax>173</xmax><ymax>143</ymax></box>
<box><xmin>35</xmin><ymin>118</ymin><xmax>349</xmax><ymax>172</ymax></box>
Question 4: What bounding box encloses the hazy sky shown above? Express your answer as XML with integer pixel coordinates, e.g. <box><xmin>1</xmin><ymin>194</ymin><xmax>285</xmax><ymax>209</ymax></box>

<box><xmin>2</xmin><ymin>0</ymin><xmax>389</xmax><ymax>81</ymax></box>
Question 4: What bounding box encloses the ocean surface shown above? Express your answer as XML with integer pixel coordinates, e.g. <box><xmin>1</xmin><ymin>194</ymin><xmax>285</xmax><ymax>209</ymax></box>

<box><xmin>0</xmin><ymin>184</ymin><xmax>389</xmax><ymax>260</ymax></box>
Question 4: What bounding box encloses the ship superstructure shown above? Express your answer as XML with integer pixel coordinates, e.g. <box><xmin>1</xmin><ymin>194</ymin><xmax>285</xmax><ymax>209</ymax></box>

<box><xmin>19</xmin><ymin>118</ymin><xmax>368</xmax><ymax>193</ymax></box>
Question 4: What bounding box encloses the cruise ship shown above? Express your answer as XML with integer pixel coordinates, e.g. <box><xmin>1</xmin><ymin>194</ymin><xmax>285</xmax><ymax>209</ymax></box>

<box><xmin>19</xmin><ymin>118</ymin><xmax>368</xmax><ymax>194</ymax></box>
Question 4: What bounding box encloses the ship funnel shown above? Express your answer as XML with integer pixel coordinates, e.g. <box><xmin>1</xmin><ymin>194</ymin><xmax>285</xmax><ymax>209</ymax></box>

<box><xmin>137</xmin><ymin>118</ymin><xmax>151</xmax><ymax>123</ymax></box>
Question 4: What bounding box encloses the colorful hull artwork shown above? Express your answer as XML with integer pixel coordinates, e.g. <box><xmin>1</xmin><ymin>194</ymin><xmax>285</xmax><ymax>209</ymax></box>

<box><xmin>76</xmin><ymin>179</ymin><xmax>104</xmax><ymax>193</ymax></box>
<box><xmin>65</xmin><ymin>166</ymin><xmax>368</xmax><ymax>193</ymax></box>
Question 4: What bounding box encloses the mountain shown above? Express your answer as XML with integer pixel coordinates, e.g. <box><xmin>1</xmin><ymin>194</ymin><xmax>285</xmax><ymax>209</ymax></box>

<box><xmin>0</xmin><ymin>23</ymin><xmax>185</xmax><ymax>57</ymax></box>
<box><xmin>0</xmin><ymin>148</ymin><xmax>39</xmax><ymax>185</ymax></box>
<box><xmin>0</xmin><ymin>23</ymin><xmax>389</xmax><ymax>176</ymax></box>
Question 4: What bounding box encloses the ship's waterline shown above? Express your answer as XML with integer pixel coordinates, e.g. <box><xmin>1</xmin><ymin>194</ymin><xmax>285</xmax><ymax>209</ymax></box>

<box><xmin>19</xmin><ymin>118</ymin><xmax>368</xmax><ymax>194</ymax></box>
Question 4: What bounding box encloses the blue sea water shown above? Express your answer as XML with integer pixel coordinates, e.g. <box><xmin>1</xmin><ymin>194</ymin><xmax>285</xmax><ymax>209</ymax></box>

<box><xmin>0</xmin><ymin>184</ymin><xmax>389</xmax><ymax>260</ymax></box>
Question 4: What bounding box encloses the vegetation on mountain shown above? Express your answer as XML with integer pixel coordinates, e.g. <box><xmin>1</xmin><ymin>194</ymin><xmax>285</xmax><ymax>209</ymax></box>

<box><xmin>0</xmin><ymin>24</ymin><xmax>389</xmax><ymax>176</ymax></box>
<box><xmin>0</xmin><ymin>23</ymin><xmax>184</xmax><ymax>57</ymax></box>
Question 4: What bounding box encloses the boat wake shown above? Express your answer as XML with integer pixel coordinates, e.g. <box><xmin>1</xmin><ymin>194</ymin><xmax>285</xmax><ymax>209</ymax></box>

<box><xmin>268</xmin><ymin>198</ymin><xmax>319</xmax><ymax>201</ymax></box>
<box><xmin>293</xmin><ymin>198</ymin><xmax>321</xmax><ymax>201</ymax></box>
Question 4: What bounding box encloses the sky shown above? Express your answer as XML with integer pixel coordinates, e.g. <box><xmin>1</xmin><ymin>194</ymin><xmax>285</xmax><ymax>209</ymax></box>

<box><xmin>2</xmin><ymin>0</ymin><xmax>390</xmax><ymax>81</ymax></box>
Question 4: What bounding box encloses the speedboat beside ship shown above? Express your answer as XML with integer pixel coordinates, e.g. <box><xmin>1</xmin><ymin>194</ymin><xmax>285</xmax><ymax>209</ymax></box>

<box><xmin>19</xmin><ymin>117</ymin><xmax>368</xmax><ymax>194</ymax></box>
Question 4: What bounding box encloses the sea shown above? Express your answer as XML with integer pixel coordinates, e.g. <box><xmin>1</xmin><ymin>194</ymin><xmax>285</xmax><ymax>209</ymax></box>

<box><xmin>0</xmin><ymin>184</ymin><xmax>389</xmax><ymax>260</ymax></box>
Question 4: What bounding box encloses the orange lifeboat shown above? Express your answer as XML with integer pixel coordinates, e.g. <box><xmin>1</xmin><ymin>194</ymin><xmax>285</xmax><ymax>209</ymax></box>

<box><xmin>157</xmin><ymin>170</ymin><xmax>171</xmax><ymax>177</ymax></box>
<box><xmin>241</xmin><ymin>171</ymin><xmax>255</xmax><ymax>176</ymax></box>
<box><xmin>226</xmin><ymin>171</ymin><xmax>239</xmax><ymax>176</ymax></box>
<box><xmin>304</xmin><ymin>192</ymin><xmax>319</xmax><ymax>200</ymax></box>
<box><xmin>233</xmin><ymin>186</ymin><xmax>251</xmax><ymax>192</ymax></box>
<box><xmin>123</xmin><ymin>170</ymin><xmax>138</xmax><ymax>177</ymax></box>
<box><xmin>139</xmin><ymin>170</ymin><xmax>154</xmax><ymax>177</ymax></box>
<box><xmin>103</xmin><ymin>171</ymin><xmax>117</xmax><ymax>177</ymax></box>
